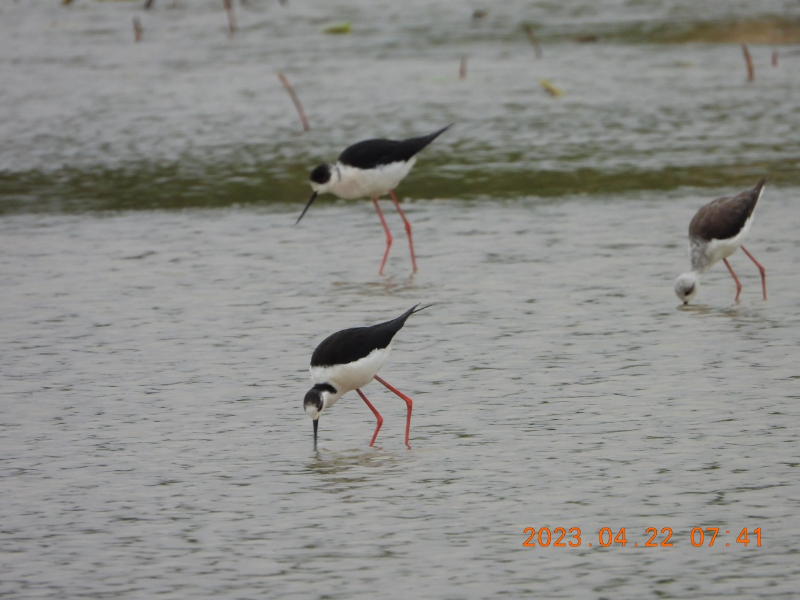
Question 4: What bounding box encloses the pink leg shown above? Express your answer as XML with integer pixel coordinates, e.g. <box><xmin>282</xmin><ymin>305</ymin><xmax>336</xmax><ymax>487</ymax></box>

<box><xmin>740</xmin><ymin>245</ymin><xmax>766</xmax><ymax>300</ymax></box>
<box><xmin>374</xmin><ymin>375</ymin><xmax>413</xmax><ymax>449</ymax></box>
<box><xmin>723</xmin><ymin>258</ymin><xmax>742</xmax><ymax>302</ymax></box>
<box><xmin>356</xmin><ymin>388</ymin><xmax>383</xmax><ymax>446</ymax></box>
<box><xmin>388</xmin><ymin>190</ymin><xmax>418</xmax><ymax>273</ymax></box>
<box><xmin>372</xmin><ymin>198</ymin><xmax>392</xmax><ymax>275</ymax></box>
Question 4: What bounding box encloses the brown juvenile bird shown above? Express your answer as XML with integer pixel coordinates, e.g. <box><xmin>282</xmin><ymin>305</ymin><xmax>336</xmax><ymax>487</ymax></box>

<box><xmin>674</xmin><ymin>178</ymin><xmax>767</xmax><ymax>304</ymax></box>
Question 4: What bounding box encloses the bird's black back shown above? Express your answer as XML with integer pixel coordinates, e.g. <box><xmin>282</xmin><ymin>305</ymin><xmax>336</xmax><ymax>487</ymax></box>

<box><xmin>337</xmin><ymin>125</ymin><xmax>451</xmax><ymax>170</ymax></box>
<box><xmin>310</xmin><ymin>305</ymin><xmax>426</xmax><ymax>367</ymax></box>
<box><xmin>689</xmin><ymin>178</ymin><xmax>766</xmax><ymax>242</ymax></box>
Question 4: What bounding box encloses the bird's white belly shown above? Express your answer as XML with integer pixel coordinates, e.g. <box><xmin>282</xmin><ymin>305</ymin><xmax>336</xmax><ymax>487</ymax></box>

<box><xmin>703</xmin><ymin>213</ymin><xmax>755</xmax><ymax>268</ymax></box>
<box><xmin>310</xmin><ymin>346</ymin><xmax>392</xmax><ymax>408</ymax></box>
<box><xmin>705</xmin><ymin>237</ymin><xmax>740</xmax><ymax>265</ymax></box>
<box><xmin>330</xmin><ymin>160</ymin><xmax>415</xmax><ymax>199</ymax></box>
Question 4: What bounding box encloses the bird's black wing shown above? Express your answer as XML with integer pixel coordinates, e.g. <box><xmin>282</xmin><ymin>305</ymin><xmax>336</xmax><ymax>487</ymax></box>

<box><xmin>338</xmin><ymin>125</ymin><xmax>451</xmax><ymax>170</ymax></box>
<box><xmin>689</xmin><ymin>177</ymin><xmax>766</xmax><ymax>241</ymax></box>
<box><xmin>310</xmin><ymin>305</ymin><xmax>426</xmax><ymax>367</ymax></box>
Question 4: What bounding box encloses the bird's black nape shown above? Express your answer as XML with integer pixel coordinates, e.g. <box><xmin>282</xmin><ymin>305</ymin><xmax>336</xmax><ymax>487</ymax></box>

<box><xmin>296</xmin><ymin>191</ymin><xmax>318</xmax><ymax>225</ymax></box>
<box><xmin>310</xmin><ymin>163</ymin><xmax>332</xmax><ymax>185</ymax></box>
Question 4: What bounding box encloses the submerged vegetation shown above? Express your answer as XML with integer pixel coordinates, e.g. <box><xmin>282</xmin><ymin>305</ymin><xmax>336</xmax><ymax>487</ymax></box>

<box><xmin>652</xmin><ymin>18</ymin><xmax>800</xmax><ymax>44</ymax></box>
<box><xmin>2</xmin><ymin>156</ymin><xmax>797</xmax><ymax>214</ymax></box>
<box><xmin>564</xmin><ymin>17</ymin><xmax>800</xmax><ymax>45</ymax></box>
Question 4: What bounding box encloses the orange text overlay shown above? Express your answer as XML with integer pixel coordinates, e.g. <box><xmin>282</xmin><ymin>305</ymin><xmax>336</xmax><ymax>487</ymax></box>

<box><xmin>522</xmin><ymin>527</ymin><xmax>762</xmax><ymax>548</ymax></box>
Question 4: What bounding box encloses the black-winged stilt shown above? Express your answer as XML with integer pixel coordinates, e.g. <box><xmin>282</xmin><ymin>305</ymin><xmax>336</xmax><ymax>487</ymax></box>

<box><xmin>295</xmin><ymin>126</ymin><xmax>452</xmax><ymax>274</ymax></box>
<box><xmin>303</xmin><ymin>304</ymin><xmax>428</xmax><ymax>450</ymax></box>
<box><xmin>675</xmin><ymin>178</ymin><xmax>767</xmax><ymax>304</ymax></box>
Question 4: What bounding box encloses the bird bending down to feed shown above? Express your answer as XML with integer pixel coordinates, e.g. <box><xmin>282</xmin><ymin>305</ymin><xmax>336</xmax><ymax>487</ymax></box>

<box><xmin>675</xmin><ymin>178</ymin><xmax>767</xmax><ymax>304</ymax></box>
<box><xmin>303</xmin><ymin>304</ymin><xmax>428</xmax><ymax>450</ymax></box>
<box><xmin>295</xmin><ymin>125</ymin><xmax>452</xmax><ymax>274</ymax></box>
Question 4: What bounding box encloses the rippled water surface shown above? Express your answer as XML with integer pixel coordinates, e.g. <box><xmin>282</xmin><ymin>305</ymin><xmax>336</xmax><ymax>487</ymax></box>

<box><xmin>3</xmin><ymin>189</ymin><xmax>800</xmax><ymax>598</ymax></box>
<box><xmin>2</xmin><ymin>1</ymin><xmax>800</xmax><ymax>599</ymax></box>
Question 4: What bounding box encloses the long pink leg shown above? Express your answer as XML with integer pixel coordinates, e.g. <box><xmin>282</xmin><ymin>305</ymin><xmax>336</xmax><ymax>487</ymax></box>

<box><xmin>723</xmin><ymin>258</ymin><xmax>743</xmax><ymax>302</ymax></box>
<box><xmin>372</xmin><ymin>198</ymin><xmax>392</xmax><ymax>275</ymax></box>
<box><xmin>374</xmin><ymin>375</ymin><xmax>413</xmax><ymax>448</ymax></box>
<box><xmin>356</xmin><ymin>388</ymin><xmax>383</xmax><ymax>446</ymax></box>
<box><xmin>388</xmin><ymin>190</ymin><xmax>418</xmax><ymax>273</ymax></box>
<box><xmin>740</xmin><ymin>245</ymin><xmax>767</xmax><ymax>300</ymax></box>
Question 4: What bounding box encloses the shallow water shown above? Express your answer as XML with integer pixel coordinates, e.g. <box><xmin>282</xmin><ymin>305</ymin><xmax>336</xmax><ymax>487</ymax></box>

<box><xmin>2</xmin><ymin>186</ymin><xmax>800</xmax><ymax>598</ymax></box>
<box><xmin>3</xmin><ymin>0</ymin><xmax>800</xmax><ymax>598</ymax></box>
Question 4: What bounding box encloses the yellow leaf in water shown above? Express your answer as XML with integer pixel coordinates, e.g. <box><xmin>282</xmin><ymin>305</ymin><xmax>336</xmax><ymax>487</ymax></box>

<box><xmin>540</xmin><ymin>79</ymin><xmax>564</xmax><ymax>97</ymax></box>
<box><xmin>322</xmin><ymin>22</ymin><xmax>351</xmax><ymax>34</ymax></box>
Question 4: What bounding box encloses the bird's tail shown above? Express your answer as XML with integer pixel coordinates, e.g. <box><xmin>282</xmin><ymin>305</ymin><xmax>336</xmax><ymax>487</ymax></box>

<box><xmin>410</xmin><ymin>303</ymin><xmax>433</xmax><ymax>315</ymax></box>
<box><xmin>394</xmin><ymin>125</ymin><xmax>453</xmax><ymax>162</ymax></box>
<box><xmin>389</xmin><ymin>303</ymin><xmax>432</xmax><ymax>330</ymax></box>
<box><xmin>750</xmin><ymin>177</ymin><xmax>768</xmax><ymax>208</ymax></box>
<box><xmin>419</xmin><ymin>124</ymin><xmax>453</xmax><ymax>148</ymax></box>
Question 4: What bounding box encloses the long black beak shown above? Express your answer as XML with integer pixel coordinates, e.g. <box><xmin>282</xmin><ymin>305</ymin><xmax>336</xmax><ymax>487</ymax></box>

<box><xmin>312</xmin><ymin>418</ymin><xmax>319</xmax><ymax>450</ymax></box>
<box><xmin>296</xmin><ymin>191</ymin><xmax>318</xmax><ymax>225</ymax></box>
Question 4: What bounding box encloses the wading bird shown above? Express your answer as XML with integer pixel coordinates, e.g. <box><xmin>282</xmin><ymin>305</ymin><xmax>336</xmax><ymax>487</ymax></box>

<box><xmin>303</xmin><ymin>305</ymin><xmax>428</xmax><ymax>450</ymax></box>
<box><xmin>296</xmin><ymin>126</ymin><xmax>452</xmax><ymax>274</ymax></box>
<box><xmin>675</xmin><ymin>178</ymin><xmax>767</xmax><ymax>304</ymax></box>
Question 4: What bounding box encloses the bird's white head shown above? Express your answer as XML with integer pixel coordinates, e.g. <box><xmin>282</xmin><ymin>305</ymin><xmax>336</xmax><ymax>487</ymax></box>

<box><xmin>303</xmin><ymin>383</ymin><xmax>337</xmax><ymax>450</ymax></box>
<box><xmin>674</xmin><ymin>271</ymin><xmax>700</xmax><ymax>304</ymax></box>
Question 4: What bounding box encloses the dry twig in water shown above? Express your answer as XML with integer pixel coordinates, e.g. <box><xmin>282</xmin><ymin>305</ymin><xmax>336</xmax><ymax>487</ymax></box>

<box><xmin>224</xmin><ymin>0</ymin><xmax>237</xmax><ymax>35</ymax></box>
<box><xmin>741</xmin><ymin>43</ymin><xmax>754</xmax><ymax>82</ymax></box>
<box><xmin>277</xmin><ymin>71</ymin><xmax>310</xmax><ymax>132</ymax></box>
<box><xmin>133</xmin><ymin>17</ymin><xmax>143</xmax><ymax>42</ymax></box>
<box><xmin>523</xmin><ymin>25</ymin><xmax>542</xmax><ymax>58</ymax></box>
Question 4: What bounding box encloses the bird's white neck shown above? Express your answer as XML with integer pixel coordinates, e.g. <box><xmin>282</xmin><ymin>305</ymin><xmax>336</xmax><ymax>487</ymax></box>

<box><xmin>321</xmin><ymin>387</ymin><xmax>344</xmax><ymax>409</ymax></box>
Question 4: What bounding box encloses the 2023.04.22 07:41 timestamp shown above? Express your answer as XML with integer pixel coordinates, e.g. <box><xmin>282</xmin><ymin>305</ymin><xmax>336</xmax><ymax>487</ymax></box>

<box><xmin>522</xmin><ymin>527</ymin><xmax>762</xmax><ymax>548</ymax></box>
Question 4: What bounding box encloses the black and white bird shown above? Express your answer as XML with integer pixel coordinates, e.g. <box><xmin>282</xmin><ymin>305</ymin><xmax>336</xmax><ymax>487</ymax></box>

<box><xmin>295</xmin><ymin>125</ymin><xmax>452</xmax><ymax>275</ymax></box>
<box><xmin>675</xmin><ymin>178</ymin><xmax>767</xmax><ymax>304</ymax></box>
<box><xmin>303</xmin><ymin>304</ymin><xmax>428</xmax><ymax>450</ymax></box>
